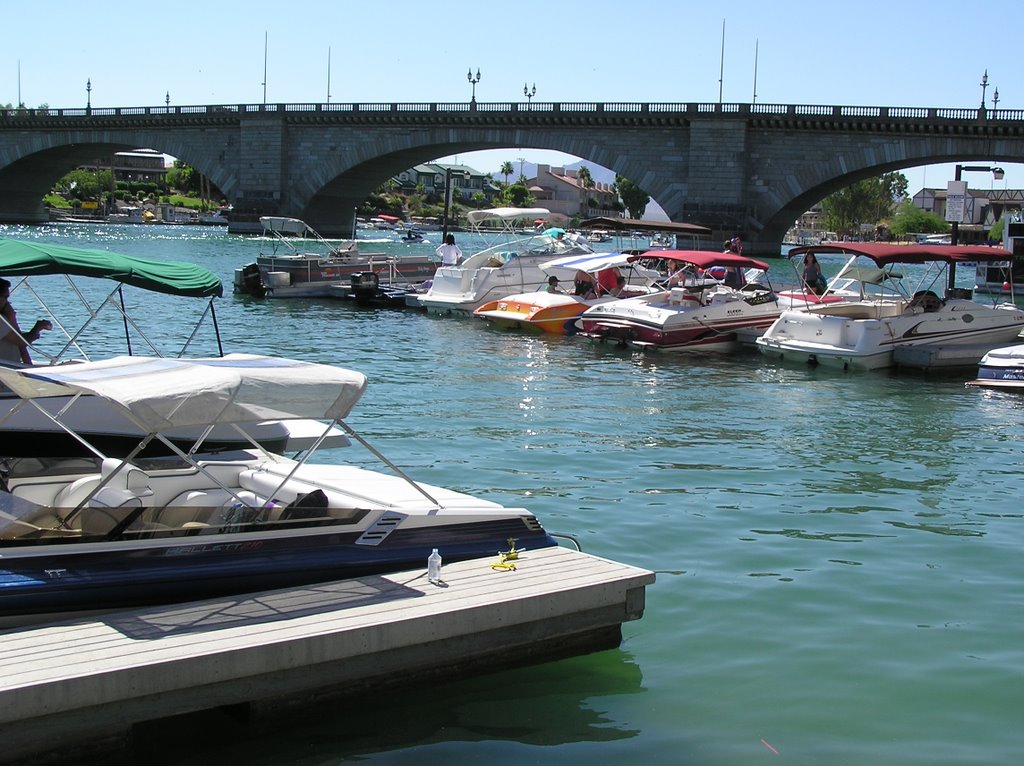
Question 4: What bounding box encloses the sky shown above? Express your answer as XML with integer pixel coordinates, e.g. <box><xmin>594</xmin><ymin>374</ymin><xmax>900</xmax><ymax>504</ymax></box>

<box><xmin>5</xmin><ymin>0</ymin><xmax>1023</xmax><ymax>207</ymax></box>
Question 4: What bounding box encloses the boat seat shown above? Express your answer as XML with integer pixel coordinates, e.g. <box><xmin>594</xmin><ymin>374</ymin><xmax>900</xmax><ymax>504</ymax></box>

<box><xmin>79</xmin><ymin>488</ymin><xmax>147</xmax><ymax>537</ymax></box>
<box><xmin>52</xmin><ymin>458</ymin><xmax>153</xmax><ymax>509</ymax></box>
<box><xmin>155</xmin><ymin>489</ymin><xmax>260</xmax><ymax>528</ymax></box>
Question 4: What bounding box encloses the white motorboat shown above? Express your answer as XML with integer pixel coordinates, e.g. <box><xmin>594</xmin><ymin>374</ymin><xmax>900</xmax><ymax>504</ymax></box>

<box><xmin>233</xmin><ymin>217</ymin><xmax>435</xmax><ymax>301</ymax></box>
<box><xmin>576</xmin><ymin>250</ymin><xmax>813</xmax><ymax>351</ymax></box>
<box><xmin>966</xmin><ymin>343</ymin><xmax>1024</xmax><ymax>390</ymax></box>
<box><xmin>415</xmin><ymin>208</ymin><xmax>594</xmax><ymax>316</ymax></box>
<box><xmin>756</xmin><ymin>243</ymin><xmax>1024</xmax><ymax>371</ymax></box>
<box><xmin>0</xmin><ymin>354</ymin><xmax>560</xmax><ymax>624</ymax></box>
<box><xmin>473</xmin><ymin>251</ymin><xmax>661</xmax><ymax>334</ymax></box>
<box><xmin>0</xmin><ymin>239</ymin><xmax>342</xmax><ymax>456</ymax></box>
<box><xmin>974</xmin><ymin>213</ymin><xmax>1023</xmax><ymax>297</ymax></box>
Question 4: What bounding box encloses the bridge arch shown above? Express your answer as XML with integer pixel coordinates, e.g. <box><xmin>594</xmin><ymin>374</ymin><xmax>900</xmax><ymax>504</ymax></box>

<box><xmin>2</xmin><ymin>102</ymin><xmax>1023</xmax><ymax>253</ymax></box>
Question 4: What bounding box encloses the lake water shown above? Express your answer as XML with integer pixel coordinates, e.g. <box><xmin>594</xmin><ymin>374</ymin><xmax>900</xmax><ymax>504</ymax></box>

<box><xmin>3</xmin><ymin>223</ymin><xmax>1023</xmax><ymax>765</ymax></box>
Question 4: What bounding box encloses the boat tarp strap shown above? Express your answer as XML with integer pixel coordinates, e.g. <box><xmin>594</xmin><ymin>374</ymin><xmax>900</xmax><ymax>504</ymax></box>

<box><xmin>0</xmin><ymin>354</ymin><xmax>367</xmax><ymax>432</ymax></box>
<box><xmin>0</xmin><ymin>239</ymin><xmax>223</xmax><ymax>297</ymax></box>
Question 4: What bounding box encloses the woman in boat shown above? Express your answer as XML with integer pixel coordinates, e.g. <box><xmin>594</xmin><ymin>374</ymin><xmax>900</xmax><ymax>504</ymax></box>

<box><xmin>0</xmin><ymin>278</ymin><xmax>52</xmax><ymax>365</ymax></box>
<box><xmin>574</xmin><ymin>270</ymin><xmax>597</xmax><ymax>297</ymax></box>
<box><xmin>435</xmin><ymin>234</ymin><xmax>462</xmax><ymax>267</ymax></box>
<box><xmin>545</xmin><ymin>275</ymin><xmax>565</xmax><ymax>294</ymax></box>
<box><xmin>801</xmin><ymin>253</ymin><xmax>825</xmax><ymax>295</ymax></box>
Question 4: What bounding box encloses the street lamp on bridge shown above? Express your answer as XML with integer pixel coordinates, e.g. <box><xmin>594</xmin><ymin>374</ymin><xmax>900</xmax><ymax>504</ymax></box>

<box><xmin>524</xmin><ymin>83</ymin><xmax>536</xmax><ymax>109</ymax></box>
<box><xmin>86</xmin><ymin>78</ymin><xmax>91</xmax><ymax>115</ymax></box>
<box><xmin>467</xmin><ymin>68</ymin><xmax>481</xmax><ymax>104</ymax></box>
<box><xmin>979</xmin><ymin>70</ymin><xmax>989</xmax><ymax>110</ymax></box>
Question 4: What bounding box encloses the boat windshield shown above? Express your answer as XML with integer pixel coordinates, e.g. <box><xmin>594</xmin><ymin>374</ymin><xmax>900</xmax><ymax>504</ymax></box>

<box><xmin>459</xmin><ymin>233</ymin><xmax>594</xmax><ymax>269</ymax></box>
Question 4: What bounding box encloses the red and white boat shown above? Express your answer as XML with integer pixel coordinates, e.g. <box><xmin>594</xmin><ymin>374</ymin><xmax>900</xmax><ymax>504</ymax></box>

<box><xmin>575</xmin><ymin>250</ymin><xmax>824</xmax><ymax>351</ymax></box>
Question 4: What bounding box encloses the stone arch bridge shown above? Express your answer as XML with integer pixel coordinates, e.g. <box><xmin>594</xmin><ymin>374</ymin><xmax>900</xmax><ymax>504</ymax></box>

<box><xmin>2</xmin><ymin>100</ymin><xmax>1023</xmax><ymax>256</ymax></box>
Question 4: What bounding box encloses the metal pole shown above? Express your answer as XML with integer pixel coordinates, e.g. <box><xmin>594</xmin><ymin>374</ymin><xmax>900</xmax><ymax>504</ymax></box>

<box><xmin>441</xmin><ymin>168</ymin><xmax>452</xmax><ymax>240</ymax></box>
<box><xmin>949</xmin><ymin>165</ymin><xmax>962</xmax><ymax>293</ymax></box>
<box><xmin>752</xmin><ymin>39</ymin><xmax>758</xmax><ymax>103</ymax></box>
<box><xmin>718</xmin><ymin>19</ymin><xmax>725</xmax><ymax>103</ymax></box>
<box><xmin>262</xmin><ymin>31</ymin><xmax>268</xmax><ymax>105</ymax></box>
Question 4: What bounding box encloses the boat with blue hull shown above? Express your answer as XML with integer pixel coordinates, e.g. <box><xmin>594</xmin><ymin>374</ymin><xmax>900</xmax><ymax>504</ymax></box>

<box><xmin>0</xmin><ymin>354</ymin><xmax>558</xmax><ymax>624</ymax></box>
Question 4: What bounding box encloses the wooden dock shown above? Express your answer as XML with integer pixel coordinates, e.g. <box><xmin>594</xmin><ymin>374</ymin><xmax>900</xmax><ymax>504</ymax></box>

<box><xmin>0</xmin><ymin>546</ymin><xmax>654</xmax><ymax>764</ymax></box>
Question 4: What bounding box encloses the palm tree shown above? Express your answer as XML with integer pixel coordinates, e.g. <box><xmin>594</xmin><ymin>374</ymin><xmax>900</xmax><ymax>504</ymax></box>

<box><xmin>576</xmin><ymin>166</ymin><xmax>594</xmax><ymax>217</ymax></box>
<box><xmin>500</xmin><ymin>161</ymin><xmax>514</xmax><ymax>187</ymax></box>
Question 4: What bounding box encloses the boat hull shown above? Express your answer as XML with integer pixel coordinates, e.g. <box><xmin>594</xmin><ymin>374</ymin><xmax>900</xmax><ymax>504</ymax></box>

<box><xmin>966</xmin><ymin>343</ymin><xmax>1024</xmax><ymax>390</ymax></box>
<box><xmin>757</xmin><ymin>300</ymin><xmax>1024</xmax><ymax>371</ymax></box>
<box><xmin>475</xmin><ymin>293</ymin><xmax>597</xmax><ymax>334</ymax></box>
<box><xmin>577</xmin><ymin>288</ymin><xmax>783</xmax><ymax>351</ymax></box>
<box><xmin>0</xmin><ymin>517</ymin><xmax>556</xmax><ymax>622</ymax></box>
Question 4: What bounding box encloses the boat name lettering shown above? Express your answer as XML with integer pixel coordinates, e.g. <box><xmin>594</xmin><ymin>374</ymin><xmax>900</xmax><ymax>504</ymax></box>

<box><xmin>164</xmin><ymin>542</ymin><xmax>265</xmax><ymax>556</ymax></box>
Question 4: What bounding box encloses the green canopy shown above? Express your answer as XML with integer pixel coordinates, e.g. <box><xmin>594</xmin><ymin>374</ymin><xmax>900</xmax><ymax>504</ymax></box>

<box><xmin>0</xmin><ymin>239</ymin><xmax>223</xmax><ymax>298</ymax></box>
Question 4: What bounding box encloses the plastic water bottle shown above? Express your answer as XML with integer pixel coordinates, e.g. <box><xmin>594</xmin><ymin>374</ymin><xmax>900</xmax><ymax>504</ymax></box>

<box><xmin>427</xmin><ymin>548</ymin><xmax>442</xmax><ymax>585</ymax></box>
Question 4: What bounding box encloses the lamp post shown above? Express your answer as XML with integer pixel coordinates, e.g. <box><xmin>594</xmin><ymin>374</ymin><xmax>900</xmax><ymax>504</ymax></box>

<box><xmin>992</xmin><ymin>87</ymin><xmax>1000</xmax><ymax>111</ymax></box>
<box><xmin>523</xmin><ymin>82</ymin><xmax>536</xmax><ymax>110</ymax></box>
<box><xmin>467</xmin><ymin>67</ymin><xmax>481</xmax><ymax>104</ymax></box>
<box><xmin>979</xmin><ymin>70</ymin><xmax>989</xmax><ymax>110</ymax></box>
<box><xmin>948</xmin><ymin>164</ymin><xmax>1005</xmax><ymax>290</ymax></box>
<box><xmin>86</xmin><ymin>78</ymin><xmax>91</xmax><ymax>114</ymax></box>
<box><xmin>165</xmin><ymin>91</ymin><xmax>170</xmax><ymax>109</ymax></box>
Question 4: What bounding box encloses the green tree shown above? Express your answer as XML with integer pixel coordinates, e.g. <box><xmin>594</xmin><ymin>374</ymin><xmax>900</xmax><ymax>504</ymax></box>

<box><xmin>821</xmin><ymin>172</ymin><xmax>909</xmax><ymax>236</ymax></box>
<box><xmin>888</xmin><ymin>200</ymin><xmax>949</xmax><ymax>238</ymax></box>
<box><xmin>577</xmin><ymin>166</ymin><xmax>594</xmax><ymax>216</ymax></box>
<box><xmin>165</xmin><ymin>162</ymin><xmax>199</xmax><ymax>194</ymax></box>
<box><xmin>501</xmin><ymin>181</ymin><xmax>535</xmax><ymax>208</ymax></box>
<box><xmin>615</xmin><ymin>175</ymin><xmax>650</xmax><ymax>219</ymax></box>
<box><xmin>500</xmin><ymin>161</ymin><xmax>514</xmax><ymax>186</ymax></box>
<box><xmin>54</xmin><ymin>168</ymin><xmax>110</xmax><ymax>200</ymax></box>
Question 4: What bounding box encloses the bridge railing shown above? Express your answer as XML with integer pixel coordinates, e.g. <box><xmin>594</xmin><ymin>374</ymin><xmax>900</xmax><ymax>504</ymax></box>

<box><xmin>3</xmin><ymin>102</ymin><xmax>1024</xmax><ymax>122</ymax></box>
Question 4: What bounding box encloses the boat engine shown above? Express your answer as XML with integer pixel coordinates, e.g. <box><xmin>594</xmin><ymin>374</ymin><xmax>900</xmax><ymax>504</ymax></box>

<box><xmin>237</xmin><ymin>263</ymin><xmax>267</xmax><ymax>298</ymax></box>
<box><xmin>350</xmin><ymin>271</ymin><xmax>380</xmax><ymax>303</ymax></box>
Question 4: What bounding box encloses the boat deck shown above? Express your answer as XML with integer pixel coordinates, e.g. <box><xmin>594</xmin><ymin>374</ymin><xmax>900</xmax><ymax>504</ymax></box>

<box><xmin>0</xmin><ymin>546</ymin><xmax>654</xmax><ymax>764</ymax></box>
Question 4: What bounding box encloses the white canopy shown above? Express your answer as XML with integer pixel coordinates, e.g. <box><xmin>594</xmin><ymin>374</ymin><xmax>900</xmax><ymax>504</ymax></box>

<box><xmin>260</xmin><ymin>216</ymin><xmax>312</xmax><ymax>236</ymax></box>
<box><xmin>0</xmin><ymin>354</ymin><xmax>367</xmax><ymax>432</ymax></box>
<box><xmin>466</xmin><ymin>207</ymin><xmax>551</xmax><ymax>226</ymax></box>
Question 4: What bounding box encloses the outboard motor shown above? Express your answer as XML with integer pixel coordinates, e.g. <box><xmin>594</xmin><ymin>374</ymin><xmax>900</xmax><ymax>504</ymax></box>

<box><xmin>350</xmin><ymin>271</ymin><xmax>380</xmax><ymax>304</ymax></box>
<box><xmin>239</xmin><ymin>263</ymin><xmax>267</xmax><ymax>298</ymax></box>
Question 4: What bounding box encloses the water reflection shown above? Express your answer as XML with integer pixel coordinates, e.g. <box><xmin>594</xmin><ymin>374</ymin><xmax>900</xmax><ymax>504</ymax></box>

<box><xmin>130</xmin><ymin>650</ymin><xmax>644</xmax><ymax>765</ymax></box>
